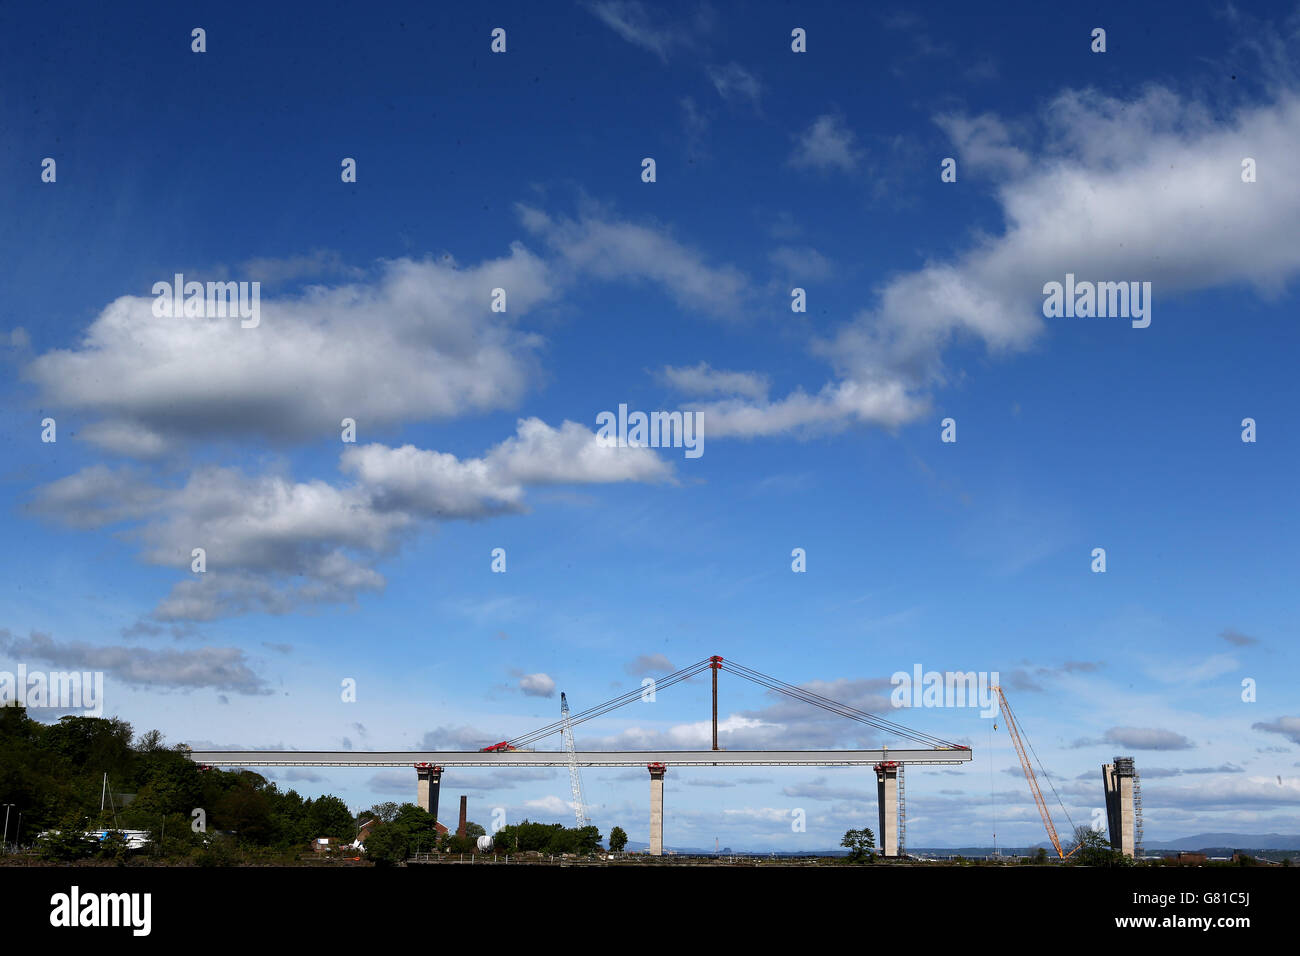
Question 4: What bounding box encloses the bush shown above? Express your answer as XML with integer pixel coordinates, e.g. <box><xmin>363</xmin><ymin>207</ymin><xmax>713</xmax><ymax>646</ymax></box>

<box><xmin>95</xmin><ymin>830</ymin><xmax>132</xmax><ymax>863</ymax></box>
<box><xmin>36</xmin><ymin>828</ymin><xmax>97</xmax><ymax>862</ymax></box>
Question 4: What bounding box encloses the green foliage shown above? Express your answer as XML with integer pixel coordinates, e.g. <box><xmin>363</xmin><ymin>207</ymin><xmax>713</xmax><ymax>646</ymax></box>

<box><xmin>442</xmin><ymin>833</ymin><xmax>477</xmax><ymax>854</ymax></box>
<box><xmin>358</xmin><ymin>801</ymin><xmax>400</xmax><ymax>824</ymax></box>
<box><xmin>148</xmin><ymin>812</ymin><xmax>207</xmax><ymax>857</ymax></box>
<box><xmin>191</xmin><ymin>833</ymin><xmax>238</xmax><ymax>867</ymax></box>
<box><xmin>493</xmin><ymin>820</ymin><xmax>602</xmax><ymax>856</ymax></box>
<box><xmin>608</xmin><ymin>826</ymin><xmax>629</xmax><ymax>852</ymax></box>
<box><xmin>95</xmin><ymin>829</ymin><xmax>132</xmax><ymax>863</ymax></box>
<box><xmin>361</xmin><ymin>823</ymin><xmax>409</xmax><ymax>865</ymax></box>
<box><xmin>306</xmin><ymin>794</ymin><xmax>355</xmax><ymax>840</ymax></box>
<box><xmin>1067</xmin><ymin>826</ymin><xmax>1134</xmax><ymax>867</ymax></box>
<box><xmin>1</xmin><ymin>707</ymin><xmax>367</xmax><ymax>861</ymax></box>
<box><xmin>841</xmin><ymin>827</ymin><xmax>876</xmax><ymax>863</ymax></box>
<box><xmin>213</xmin><ymin>781</ymin><xmax>274</xmax><ymax>843</ymax></box>
<box><xmin>362</xmin><ymin>804</ymin><xmax>442</xmax><ymax>865</ymax></box>
<box><xmin>36</xmin><ymin>825</ymin><xmax>97</xmax><ymax>862</ymax></box>
<box><xmin>1033</xmin><ymin>846</ymin><xmax>1049</xmax><ymax>865</ymax></box>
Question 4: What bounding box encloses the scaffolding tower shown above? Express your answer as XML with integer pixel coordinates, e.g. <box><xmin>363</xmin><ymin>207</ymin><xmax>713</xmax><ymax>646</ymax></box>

<box><xmin>1132</xmin><ymin>767</ymin><xmax>1144</xmax><ymax>858</ymax></box>
<box><xmin>897</xmin><ymin>762</ymin><xmax>906</xmax><ymax>857</ymax></box>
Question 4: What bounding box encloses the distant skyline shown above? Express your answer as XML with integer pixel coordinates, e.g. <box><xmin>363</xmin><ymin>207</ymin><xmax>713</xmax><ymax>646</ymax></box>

<box><xmin>2</xmin><ymin>1</ymin><xmax>1299</xmax><ymax>850</ymax></box>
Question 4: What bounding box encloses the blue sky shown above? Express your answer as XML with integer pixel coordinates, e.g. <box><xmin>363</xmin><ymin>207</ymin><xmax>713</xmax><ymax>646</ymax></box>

<box><xmin>2</xmin><ymin>0</ymin><xmax>1299</xmax><ymax>850</ymax></box>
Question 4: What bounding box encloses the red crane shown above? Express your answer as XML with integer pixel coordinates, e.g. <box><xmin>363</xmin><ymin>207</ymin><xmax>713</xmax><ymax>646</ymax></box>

<box><xmin>993</xmin><ymin>685</ymin><xmax>1078</xmax><ymax>859</ymax></box>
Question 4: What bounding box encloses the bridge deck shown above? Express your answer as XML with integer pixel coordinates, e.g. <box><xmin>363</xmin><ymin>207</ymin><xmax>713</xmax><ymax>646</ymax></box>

<box><xmin>183</xmin><ymin>749</ymin><xmax>972</xmax><ymax>768</ymax></box>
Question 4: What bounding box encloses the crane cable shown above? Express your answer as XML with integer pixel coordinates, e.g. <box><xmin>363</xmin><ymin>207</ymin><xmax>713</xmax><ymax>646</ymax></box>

<box><xmin>721</xmin><ymin>659</ymin><xmax>964</xmax><ymax>749</ymax></box>
<box><xmin>493</xmin><ymin>656</ymin><xmax>965</xmax><ymax>752</ymax></box>
<box><xmin>501</xmin><ymin>658</ymin><xmax>714</xmax><ymax>748</ymax></box>
<box><xmin>998</xmin><ymin>689</ymin><xmax>1077</xmax><ymax>837</ymax></box>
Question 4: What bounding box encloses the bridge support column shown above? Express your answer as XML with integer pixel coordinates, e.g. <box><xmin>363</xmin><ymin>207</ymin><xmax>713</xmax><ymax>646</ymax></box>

<box><xmin>1103</xmin><ymin>758</ymin><xmax>1137</xmax><ymax>858</ymax></box>
<box><xmin>415</xmin><ymin>764</ymin><xmax>443</xmax><ymax>825</ymax></box>
<box><xmin>875</xmin><ymin>762</ymin><xmax>899</xmax><ymax>858</ymax></box>
<box><xmin>648</xmin><ymin>762</ymin><xmax>667</xmax><ymax>856</ymax></box>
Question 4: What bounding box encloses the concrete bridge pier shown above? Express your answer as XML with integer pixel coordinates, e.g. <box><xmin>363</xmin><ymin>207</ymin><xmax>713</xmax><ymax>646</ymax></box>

<box><xmin>874</xmin><ymin>761</ymin><xmax>899</xmax><ymax>857</ymax></box>
<box><xmin>1103</xmin><ymin>757</ymin><xmax>1137</xmax><ymax>857</ymax></box>
<box><xmin>415</xmin><ymin>763</ymin><xmax>443</xmax><ymax>826</ymax></box>
<box><xmin>648</xmin><ymin>762</ymin><xmax>667</xmax><ymax>856</ymax></box>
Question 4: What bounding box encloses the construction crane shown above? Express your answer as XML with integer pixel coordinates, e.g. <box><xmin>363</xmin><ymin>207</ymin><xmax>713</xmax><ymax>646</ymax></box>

<box><xmin>992</xmin><ymin>685</ymin><xmax>1078</xmax><ymax>860</ymax></box>
<box><xmin>560</xmin><ymin>692</ymin><xmax>591</xmax><ymax>827</ymax></box>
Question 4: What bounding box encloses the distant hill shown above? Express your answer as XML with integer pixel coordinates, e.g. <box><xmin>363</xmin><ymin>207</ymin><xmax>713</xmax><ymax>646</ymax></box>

<box><xmin>1143</xmin><ymin>833</ymin><xmax>1300</xmax><ymax>851</ymax></box>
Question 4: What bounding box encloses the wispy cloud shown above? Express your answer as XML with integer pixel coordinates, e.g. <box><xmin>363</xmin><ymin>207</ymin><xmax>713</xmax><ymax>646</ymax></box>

<box><xmin>0</xmin><ymin>628</ymin><xmax>270</xmax><ymax>695</ymax></box>
<box><xmin>789</xmin><ymin>113</ymin><xmax>862</xmax><ymax>172</ymax></box>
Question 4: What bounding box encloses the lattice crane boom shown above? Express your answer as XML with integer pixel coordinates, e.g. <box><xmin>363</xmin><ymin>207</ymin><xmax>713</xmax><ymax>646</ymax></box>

<box><xmin>993</xmin><ymin>685</ymin><xmax>1077</xmax><ymax>860</ymax></box>
<box><xmin>560</xmin><ymin>692</ymin><xmax>591</xmax><ymax>827</ymax></box>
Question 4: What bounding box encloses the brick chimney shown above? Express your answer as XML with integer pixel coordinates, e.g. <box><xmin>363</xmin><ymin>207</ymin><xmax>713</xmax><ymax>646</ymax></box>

<box><xmin>457</xmin><ymin>795</ymin><xmax>468</xmax><ymax>838</ymax></box>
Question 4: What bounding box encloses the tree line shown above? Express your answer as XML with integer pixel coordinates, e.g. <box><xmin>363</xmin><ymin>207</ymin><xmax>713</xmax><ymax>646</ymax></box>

<box><xmin>0</xmin><ymin>708</ymin><xmax>610</xmax><ymax>864</ymax></box>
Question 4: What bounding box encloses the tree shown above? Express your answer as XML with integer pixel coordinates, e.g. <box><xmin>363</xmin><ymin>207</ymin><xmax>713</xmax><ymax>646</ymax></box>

<box><xmin>213</xmin><ymin>784</ymin><xmax>273</xmax><ymax>844</ymax></box>
<box><xmin>363</xmin><ymin>804</ymin><xmax>443</xmax><ymax>864</ymax></box>
<box><xmin>135</xmin><ymin>729</ymin><xmax>166</xmax><ymax>752</ymax></box>
<box><xmin>36</xmin><ymin>823</ymin><xmax>97</xmax><ymax>862</ymax></box>
<box><xmin>95</xmin><ymin>829</ymin><xmax>132</xmax><ymax>863</ymax></box>
<box><xmin>841</xmin><ymin>827</ymin><xmax>876</xmax><ymax>863</ymax></box>
<box><xmin>358</xmin><ymin>801</ymin><xmax>400</xmax><ymax>824</ymax></box>
<box><xmin>305</xmin><ymin>794</ymin><xmax>355</xmax><ymax>840</ymax></box>
<box><xmin>571</xmin><ymin>825</ymin><xmax>602</xmax><ymax>855</ymax></box>
<box><xmin>1067</xmin><ymin>826</ymin><xmax>1133</xmax><ymax>867</ymax></box>
<box><xmin>493</xmin><ymin>819</ymin><xmax>603</xmax><ymax>856</ymax></box>
<box><xmin>391</xmin><ymin>803</ymin><xmax>441</xmax><ymax>842</ymax></box>
<box><xmin>362</xmin><ymin>823</ymin><xmax>410</xmax><ymax>866</ymax></box>
<box><xmin>608</xmin><ymin>826</ymin><xmax>628</xmax><ymax>852</ymax></box>
<box><xmin>1032</xmin><ymin>846</ymin><xmax>1049</xmax><ymax>865</ymax></box>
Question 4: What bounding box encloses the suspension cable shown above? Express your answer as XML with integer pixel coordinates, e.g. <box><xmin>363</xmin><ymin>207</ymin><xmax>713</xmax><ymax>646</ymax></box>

<box><xmin>721</xmin><ymin>659</ymin><xmax>964</xmax><ymax>749</ymax></box>
<box><xmin>999</xmin><ymin>690</ymin><xmax>1076</xmax><ymax>834</ymax></box>
<box><xmin>489</xmin><ymin>656</ymin><xmax>965</xmax><ymax>752</ymax></box>
<box><xmin>501</xmin><ymin>658</ymin><xmax>713</xmax><ymax>748</ymax></box>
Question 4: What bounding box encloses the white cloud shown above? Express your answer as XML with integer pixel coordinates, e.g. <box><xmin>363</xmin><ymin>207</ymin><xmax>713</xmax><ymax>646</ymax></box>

<box><xmin>688</xmin><ymin>380</ymin><xmax>927</xmax><ymax>438</ymax></box>
<box><xmin>342</xmin><ymin>417</ymin><xmax>672</xmax><ymax>518</ymax></box>
<box><xmin>1071</xmin><ymin>727</ymin><xmax>1197</xmax><ymax>751</ymax></box>
<box><xmin>238</xmin><ymin>249</ymin><xmax>364</xmax><ymax>284</ymax></box>
<box><xmin>624</xmin><ymin>653</ymin><xmax>675</xmax><ymax>676</ymax></box>
<box><xmin>341</xmin><ymin>445</ymin><xmax>524</xmax><ymax>519</ymax></box>
<box><xmin>523</xmin><ymin>795</ymin><xmax>575</xmax><ymax>817</ymax></box>
<box><xmin>768</xmin><ymin>245</ymin><xmax>833</xmax><ymax>280</ymax></box>
<box><xmin>583</xmin><ymin>1</ymin><xmax>704</xmax><ymax>61</ymax></box>
<box><xmin>707</xmin><ymin>62</ymin><xmax>761</xmax><ymax>108</ymax></box>
<box><xmin>658</xmin><ymin>362</ymin><xmax>769</xmax><ymax>401</ymax></box>
<box><xmin>487</xmin><ymin>417</ymin><xmax>672</xmax><ymax>486</ymax></box>
<box><xmin>1107</xmin><ymin>726</ymin><xmax>1196</xmax><ymax>750</ymax></box>
<box><xmin>1253</xmin><ymin>716</ymin><xmax>1300</xmax><ymax>745</ymax></box>
<box><xmin>25</xmin><ymin>249</ymin><xmax>552</xmax><ymax>453</ymax></box>
<box><xmin>0</xmin><ymin>628</ymin><xmax>270</xmax><ymax>694</ymax></box>
<box><xmin>34</xmin><ymin>418</ymin><xmax>671</xmax><ymax>621</ymax></box>
<box><xmin>519</xmin><ymin>673</ymin><xmax>557</xmax><ymax>698</ymax></box>
<box><xmin>708</xmin><ymin>86</ymin><xmax>1300</xmax><ymax>439</ymax></box>
<box><xmin>518</xmin><ymin>205</ymin><xmax>749</xmax><ymax>318</ymax></box>
<box><xmin>934</xmin><ymin>112</ymin><xmax>1029</xmax><ymax>175</ymax></box>
<box><xmin>1150</xmin><ymin>775</ymin><xmax>1300</xmax><ymax>810</ymax></box>
<box><xmin>789</xmin><ymin>114</ymin><xmax>862</xmax><ymax>172</ymax></box>
<box><xmin>600</xmin><ymin>714</ymin><xmax>780</xmax><ymax>750</ymax></box>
